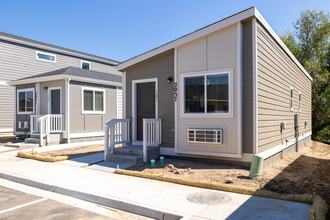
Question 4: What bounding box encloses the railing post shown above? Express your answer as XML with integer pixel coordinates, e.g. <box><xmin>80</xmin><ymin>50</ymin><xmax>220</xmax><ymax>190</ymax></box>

<box><xmin>104</xmin><ymin>124</ymin><xmax>109</xmax><ymax>161</ymax></box>
<box><xmin>40</xmin><ymin>119</ymin><xmax>43</xmax><ymax>147</ymax></box>
<box><xmin>46</xmin><ymin>115</ymin><xmax>50</xmax><ymax>145</ymax></box>
<box><xmin>30</xmin><ymin>115</ymin><xmax>33</xmax><ymax>135</ymax></box>
<box><xmin>143</xmin><ymin>119</ymin><xmax>147</xmax><ymax>163</ymax></box>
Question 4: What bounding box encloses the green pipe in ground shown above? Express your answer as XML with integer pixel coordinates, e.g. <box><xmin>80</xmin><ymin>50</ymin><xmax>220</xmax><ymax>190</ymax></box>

<box><xmin>249</xmin><ymin>155</ymin><xmax>264</xmax><ymax>179</ymax></box>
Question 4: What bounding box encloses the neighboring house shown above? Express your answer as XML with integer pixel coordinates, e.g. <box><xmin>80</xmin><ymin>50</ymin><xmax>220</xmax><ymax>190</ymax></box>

<box><xmin>0</xmin><ymin>31</ymin><xmax>121</xmax><ymax>133</ymax></box>
<box><xmin>105</xmin><ymin>7</ymin><xmax>312</xmax><ymax>166</ymax></box>
<box><xmin>8</xmin><ymin>67</ymin><xmax>122</xmax><ymax>145</ymax></box>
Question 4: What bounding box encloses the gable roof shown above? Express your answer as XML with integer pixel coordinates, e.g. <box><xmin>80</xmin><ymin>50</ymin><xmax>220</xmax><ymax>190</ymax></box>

<box><xmin>8</xmin><ymin>67</ymin><xmax>122</xmax><ymax>87</ymax></box>
<box><xmin>117</xmin><ymin>7</ymin><xmax>312</xmax><ymax>81</ymax></box>
<box><xmin>0</xmin><ymin>31</ymin><xmax>119</xmax><ymax>66</ymax></box>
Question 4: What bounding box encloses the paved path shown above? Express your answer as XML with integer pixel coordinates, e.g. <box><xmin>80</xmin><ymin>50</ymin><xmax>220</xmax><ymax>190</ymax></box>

<box><xmin>0</xmin><ymin>178</ymin><xmax>150</xmax><ymax>219</ymax></box>
<box><xmin>0</xmin><ymin>149</ymin><xmax>311</xmax><ymax>219</ymax></box>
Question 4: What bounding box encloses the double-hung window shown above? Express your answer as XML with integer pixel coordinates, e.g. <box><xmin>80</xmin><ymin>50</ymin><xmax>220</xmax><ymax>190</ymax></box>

<box><xmin>82</xmin><ymin>88</ymin><xmax>105</xmax><ymax>114</ymax></box>
<box><xmin>17</xmin><ymin>88</ymin><xmax>34</xmax><ymax>114</ymax></box>
<box><xmin>181</xmin><ymin>68</ymin><xmax>233</xmax><ymax>117</ymax></box>
<box><xmin>290</xmin><ymin>86</ymin><xmax>294</xmax><ymax>111</ymax></box>
<box><xmin>36</xmin><ymin>51</ymin><xmax>56</xmax><ymax>63</ymax></box>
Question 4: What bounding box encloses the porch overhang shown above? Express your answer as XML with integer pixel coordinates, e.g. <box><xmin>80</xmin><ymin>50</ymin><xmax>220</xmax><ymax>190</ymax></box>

<box><xmin>8</xmin><ymin>75</ymin><xmax>122</xmax><ymax>87</ymax></box>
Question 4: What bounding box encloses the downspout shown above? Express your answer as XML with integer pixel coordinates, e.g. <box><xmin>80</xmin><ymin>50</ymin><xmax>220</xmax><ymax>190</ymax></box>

<box><xmin>66</xmin><ymin>78</ymin><xmax>70</xmax><ymax>144</ymax></box>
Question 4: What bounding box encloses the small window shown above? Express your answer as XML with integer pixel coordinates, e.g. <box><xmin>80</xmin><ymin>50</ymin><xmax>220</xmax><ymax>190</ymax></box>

<box><xmin>82</xmin><ymin>88</ymin><xmax>105</xmax><ymax>114</ymax></box>
<box><xmin>81</xmin><ymin>61</ymin><xmax>91</xmax><ymax>70</ymax></box>
<box><xmin>36</xmin><ymin>51</ymin><xmax>56</xmax><ymax>62</ymax></box>
<box><xmin>298</xmin><ymin>92</ymin><xmax>301</xmax><ymax>112</ymax></box>
<box><xmin>17</xmin><ymin>89</ymin><xmax>34</xmax><ymax>114</ymax></box>
<box><xmin>182</xmin><ymin>70</ymin><xmax>231</xmax><ymax>116</ymax></box>
<box><xmin>290</xmin><ymin>87</ymin><xmax>293</xmax><ymax>111</ymax></box>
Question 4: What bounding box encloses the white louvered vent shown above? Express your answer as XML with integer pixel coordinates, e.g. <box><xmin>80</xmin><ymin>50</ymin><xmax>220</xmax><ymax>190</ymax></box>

<box><xmin>187</xmin><ymin>128</ymin><xmax>223</xmax><ymax>144</ymax></box>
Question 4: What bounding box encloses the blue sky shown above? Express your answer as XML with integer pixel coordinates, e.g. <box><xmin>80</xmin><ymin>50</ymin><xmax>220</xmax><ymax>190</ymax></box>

<box><xmin>0</xmin><ymin>0</ymin><xmax>329</xmax><ymax>62</ymax></box>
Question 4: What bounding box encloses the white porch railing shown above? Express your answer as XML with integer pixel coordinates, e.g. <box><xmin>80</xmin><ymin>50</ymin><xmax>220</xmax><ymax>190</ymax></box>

<box><xmin>104</xmin><ymin>119</ymin><xmax>131</xmax><ymax>161</ymax></box>
<box><xmin>143</xmin><ymin>118</ymin><xmax>162</xmax><ymax>162</ymax></box>
<box><xmin>30</xmin><ymin>114</ymin><xmax>64</xmax><ymax>146</ymax></box>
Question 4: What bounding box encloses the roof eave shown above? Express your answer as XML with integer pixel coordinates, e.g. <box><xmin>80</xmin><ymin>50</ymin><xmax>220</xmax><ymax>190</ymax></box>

<box><xmin>8</xmin><ymin>75</ymin><xmax>122</xmax><ymax>87</ymax></box>
<box><xmin>0</xmin><ymin>35</ymin><xmax>119</xmax><ymax>66</ymax></box>
<box><xmin>117</xmin><ymin>7</ymin><xmax>256</xmax><ymax>70</ymax></box>
<box><xmin>118</xmin><ymin>7</ymin><xmax>312</xmax><ymax>82</ymax></box>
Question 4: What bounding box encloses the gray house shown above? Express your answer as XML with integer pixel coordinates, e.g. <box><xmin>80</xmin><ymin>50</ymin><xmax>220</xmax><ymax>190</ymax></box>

<box><xmin>104</xmin><ymin>7</ymin><xmax>312</xmax><ymax>166</ymax></box>
<box><xmin>0</xmin><ymin>31</ymin><xmax>121</xmax><ymax>133</ymax></box>
<box><xmin>9</xmin><ymin>67</ymin><xmax>122</xmax><ymax>145</ymax></box>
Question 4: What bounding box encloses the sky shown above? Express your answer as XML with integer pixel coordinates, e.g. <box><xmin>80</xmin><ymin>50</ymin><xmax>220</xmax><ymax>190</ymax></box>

<box><xmin>0</xmin><ymin>0</ymin><xmax>329</xmax><ymax>62</ymax></box>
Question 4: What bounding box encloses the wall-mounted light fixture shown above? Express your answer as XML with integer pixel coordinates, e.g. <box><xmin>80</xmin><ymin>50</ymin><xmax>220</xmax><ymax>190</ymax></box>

<box><xmin>43</xmin><ymin>86</ymin><xmax>48</xmax><ymax>91</ymax></box>
<box><xmin>166</xmin><ymin>77</ymin><xmax>173</xmax><ymax>84</ymax></box>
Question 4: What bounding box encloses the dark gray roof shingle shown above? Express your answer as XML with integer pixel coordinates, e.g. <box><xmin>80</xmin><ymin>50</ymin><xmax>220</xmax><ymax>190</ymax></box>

<box><xmin>15</xmin><ymin>67</ymin><xmax>122</xmax><ymax>84</ymax></box>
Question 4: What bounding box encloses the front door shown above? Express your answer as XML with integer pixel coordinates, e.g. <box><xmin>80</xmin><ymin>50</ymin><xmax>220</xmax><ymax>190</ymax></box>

<box><xmin>137</xmin><ymin>82</ymin><xmax>155</xmax><ymax>140</ymax></box>
<box><xmin>50</xmin><ymin>89</ymin><xmax>61</xmax><ymax>114</ymax></box>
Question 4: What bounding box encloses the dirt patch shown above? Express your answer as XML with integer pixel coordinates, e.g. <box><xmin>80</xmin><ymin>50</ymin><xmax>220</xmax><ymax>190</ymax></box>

<box><xmin>130</xmin><ymin>141</ymin><xmax>330</xmax><ymax>212</ymax></box>
<box><xmin>38</xmin><ymin>145</ymin><xmax>104</xmax><ymax>159</ymax></box>
<box><xmin>0</xmin><ymin>136</ymin><xmax>23</xmax><ymax>147</ymax></box>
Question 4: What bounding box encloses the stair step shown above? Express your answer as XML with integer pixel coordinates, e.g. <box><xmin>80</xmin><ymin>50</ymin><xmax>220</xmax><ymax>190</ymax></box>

<box><xmin>113</xmin><ymin>145</ymin><xmax>143</xmax><ymax>156</ymax></box>
<box><xmin>106</xmin><ymin>153</ymin><xmax>142</xmax><ymax>164</ymax></box>
<box><xmin>24</xmin><ymin>138</ymin><xmax>40</xmax><ymax>144</ymax></box>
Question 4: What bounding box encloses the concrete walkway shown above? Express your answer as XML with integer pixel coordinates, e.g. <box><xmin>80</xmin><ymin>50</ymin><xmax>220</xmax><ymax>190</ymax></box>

<box><xmin>0</xmin><ymin>149</ymin><xmax>311</xmax><ymax>219</ymax></box>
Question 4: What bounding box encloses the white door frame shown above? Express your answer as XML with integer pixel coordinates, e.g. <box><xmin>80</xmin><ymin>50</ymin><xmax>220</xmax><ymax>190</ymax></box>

<box><xmin>48</xmin><ymin>86</ymin><xmax>62</xmax><ymax>114</ymax></box>
<box><xmin>132</xmin><ymin>78</ymin><xmax>158</xmax><ymax>144</ymax></box>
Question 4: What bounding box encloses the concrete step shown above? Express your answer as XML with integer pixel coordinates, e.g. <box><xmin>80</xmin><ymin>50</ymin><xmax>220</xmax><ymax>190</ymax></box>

<box><xmin>113</xmin><ymin>145</ymin><xmax>143</xmax><ymax>156</ymax></box>
<box><xmin>24</xmin><ymin>138</ymin><xmax>40</xmax><ymax>144</ymax></box>
<box><xmin>106</xmin><ymin>153</ymin><xmax>142</xmax><ymax>164</ymax></box>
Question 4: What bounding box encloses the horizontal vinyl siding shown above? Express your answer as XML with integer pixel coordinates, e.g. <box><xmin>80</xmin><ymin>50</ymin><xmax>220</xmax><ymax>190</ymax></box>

<box><xmin>242</xmin><ymin>19</ymin><xmax>253</xmax><ymax>153</ymax></box>
<box><xmin>125</xmin><ymin>49</ymin><xmax>174</xmax><ymax>148</ymax></box>
<box><xmin>256</xmin><ymin>21</ymin><xmax>312</xmax><ymax>153</ymax></box>
<box><xmin>0</xmin><ymin>40</ymin><xmax>121</xmax><ymax>131</ymax></box>
<box><xmin>0</xmin><ymin>85</ymin><xmax>14</xmax><ymax>129</ymax></box>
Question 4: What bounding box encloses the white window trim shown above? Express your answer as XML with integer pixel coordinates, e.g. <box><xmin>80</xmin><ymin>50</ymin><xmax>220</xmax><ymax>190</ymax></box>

<box><xmin>290</xmin><ymin>86</ymin><xmax>294</xmax><ymax>111</ymax></box>
<box><xmin>132</xmin><ymin>78</ymin><xmax>159</xmax><ymax>143</ymax></box>
<box><xmin>36</xmin><ymin>51</ymin><xmax>56</xmax><ymax>63</ymax></box>
<box><xmin>180</xmin><ymin>68</ymin><xmax>234</xmax><ymax>118</ymax></box>
<box><xmin>48</xmin><ymin>87</ymin><xmax>62</xmax><ymax>114</ymax></box>
<box><xmin>298</xmin><ymin>91</ymin><xmax>301</xmax><ymax>112</ymax></box>
<box><xmin>17</xmin><ymin>88</ymin><xmax>35</xmax><ymax>115</ymax></box>
<box><xmin>81</xmin><ymin>87</ymin><xmax>106</xmax><ymax>114</ymax></box>
<box><xmin>81</xmin><ymin>60</ymin><xmax>91</xmax><ymax>70</ymax></box>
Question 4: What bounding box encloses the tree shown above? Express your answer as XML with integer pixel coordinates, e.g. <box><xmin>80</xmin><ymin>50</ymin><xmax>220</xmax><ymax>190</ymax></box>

<box><xmin>281</xmin><ymin>10</ymin><xmax>330</xmax><ymax>143</ymax></box>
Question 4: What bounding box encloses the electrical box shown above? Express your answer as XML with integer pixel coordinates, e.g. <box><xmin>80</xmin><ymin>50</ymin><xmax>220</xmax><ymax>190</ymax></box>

<box><xmin>280</xmin><ymin>122</ymin><xmax>286</xmax><ymax>130</ymax></box>
<box><xmin>294</xmin><ymin>114</ymin><xmax>300</xmax><ymax>127</ymax></box>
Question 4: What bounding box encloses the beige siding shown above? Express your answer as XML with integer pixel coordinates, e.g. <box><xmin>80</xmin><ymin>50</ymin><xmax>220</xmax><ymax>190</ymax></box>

<box><xmin>125</xmin><ymin>50</ymin><xmax>175</xmax><ymax>148</ymax></box>
<box><xmin>39</xmin><ymin>80</ymin><xmax>66</xmax><ymax>115</ymax></box>
<box><xmin>176</xmin><ymin>23</ymin><xmax>240</xmax><ymax>155</ymax></box>
<box><xmin>256</xmin><ymin>21</ymin><xmax>312</xmax><ymax>153</ymax></box>
<box><xmin>0</xmin><ymin>39</ymin><xmax>120</xmax><ymax>131</ymax></box>
<box><xmin>242</xmin><ymin>19</ymin><xmax>254</xmax><ymax>153</ymax></box>
<box><xmin>69</xmin><ymin>81</ymin><xmax>117</xmax><ymax>133</ymax></box>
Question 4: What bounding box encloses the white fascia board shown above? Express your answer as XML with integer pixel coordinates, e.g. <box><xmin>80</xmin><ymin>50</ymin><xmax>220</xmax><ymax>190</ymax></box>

<box><xmin>8</xmin><ymin>75</ymin><xmax>122</xmax><ymax>87</ymax></box>
<box><xmin>117</xmin><ymin>7</ymin><xmax>256</xmax><ymax>70</ymax></box>
<box><xmin>0</xmin><ymin>36</ymin><xmax>118</xmax><ymax>66</ymax></box>
<box><xmin>254</xmin><ymin>8</ymin><xmax>313</xmax><ymax>81</ymax></box>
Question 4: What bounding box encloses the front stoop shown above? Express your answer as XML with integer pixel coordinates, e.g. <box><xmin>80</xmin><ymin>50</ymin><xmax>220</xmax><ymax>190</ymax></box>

<box><xmin>106</xmin><ymin>145</ymin><xmax>160</xmax><ymax>166</ymax></box>
<box><xmin>24</xmin><ymin>133</ymin><xmax>63</xmax><ymax>146</ymax></box>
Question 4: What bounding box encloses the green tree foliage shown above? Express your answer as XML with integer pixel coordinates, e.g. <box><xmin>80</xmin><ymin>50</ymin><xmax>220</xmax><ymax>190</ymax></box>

<box><xmin>281</xmin><ymin>10</ymin><xmax>330</xmax><ymax>142</ymax></box>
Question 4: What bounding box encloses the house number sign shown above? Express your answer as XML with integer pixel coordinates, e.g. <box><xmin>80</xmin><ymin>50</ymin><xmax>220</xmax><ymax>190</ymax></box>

<box><xmin>174</xmin><ymin>82</ymin><xmax>178</xmax><ymax>102</ymax></box>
